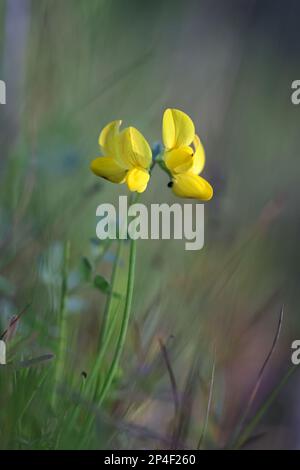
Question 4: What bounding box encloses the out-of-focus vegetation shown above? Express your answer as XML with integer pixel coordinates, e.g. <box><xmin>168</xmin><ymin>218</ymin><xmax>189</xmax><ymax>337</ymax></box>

<box><xmin>0</xmin><ymin>0</ymin><xmax>300</xmax><ymax>450</ymax></box>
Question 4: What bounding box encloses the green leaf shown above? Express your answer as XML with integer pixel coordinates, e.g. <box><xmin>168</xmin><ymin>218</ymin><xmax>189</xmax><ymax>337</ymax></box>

<box><xmin>80</xmin><ymin>257</ymin><xmax>92</xmax><ymax>282</ymax></box>
<box><xmin>16</xmin><ymin>354</ymin><xmax>54</xmax><ymax>369</ymax></box>
<box><xmin>93</xmin><ymin>275</ymin><xmax>111</xmax><ymax>294</ymax></box>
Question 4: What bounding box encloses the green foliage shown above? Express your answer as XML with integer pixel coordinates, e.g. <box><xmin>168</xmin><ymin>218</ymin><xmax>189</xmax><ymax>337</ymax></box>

<box><xmin>80</xmin><ymin>257</ymin><xmax>93</xmax><ymax>283</ymax></box>
<box><xmin>0</xmin><ymin>0</ymin><xmax>299</xmax><ymax>451</ymax></box>
<box><xmin>93</xmin><ymin>274</ymin><xmax>111</xmax><ymax>294</ymax></box>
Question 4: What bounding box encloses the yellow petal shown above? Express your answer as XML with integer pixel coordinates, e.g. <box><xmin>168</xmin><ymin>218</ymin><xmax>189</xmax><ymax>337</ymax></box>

<box><xmin>172</xmin><ymin>173</ymin><xmax>213</xmax><ymax>200</ymax></box>
<box><xmin>119</xmin><ymin>127</ymin><xmax>152</xmax><ymax>169</ymax></box>
<box><xmin>164</xmin><ymin>146</ymin><xmax>194</xmax><ymax>174</ymax></box>
<box><xmin>126</xmin><ymin>168</ymin><xmax>150</xmax><ymax>193</ymax></box>
<box><xmin>162</xmin><ymin>108</ymin><xmax>195</xmax><ymax>150</ymax></box>
<box><xmin>98</xmin><ymin>120</ymin><xmax>122</xmax><ymax>156</ymax></box>
<box><xmin>90</xmin><ymin>156</ymin><xmax>126</xmax><ymax>183</ymax></box>
<box><xmin>190</xmin><ymin>134</ymin><xmax>206</xmax><ymax>175</ymax></box>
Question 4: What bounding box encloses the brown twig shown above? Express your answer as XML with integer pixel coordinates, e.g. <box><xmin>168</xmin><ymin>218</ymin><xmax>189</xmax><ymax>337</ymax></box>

<box><xmin>197</xmin><ymin>345</ymin><xmax>216</xmax><ymax>449</ymax></box>
<box><xmin>0</xmin><ymin>303</ymin><xmax>31</xmax><ymax>341</ymax></box>
<box><xmin>231</xmin><ymin>305</ymin><xmax>284</xmax><ymax>447</ymax></box>
<box><xmin>158</xmin><ymin>338</ymin><xmax>180</xmax><ymax>417</ymax></box>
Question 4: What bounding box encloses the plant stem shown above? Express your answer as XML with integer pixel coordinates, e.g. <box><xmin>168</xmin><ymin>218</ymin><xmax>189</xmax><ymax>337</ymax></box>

<box><xmin>97</xmin><ymin>233</ymin><xmax>137</xmax><ymax>405</ymax></box>
<box><xmin>52</xmin><ymin>240</ymin><xmax>70</xmax><ymax>409</ymax></box>
<box><xmin>97</xmin><ymin>240</ymin><xmax>123</xmax><ymax>353</ymax></box>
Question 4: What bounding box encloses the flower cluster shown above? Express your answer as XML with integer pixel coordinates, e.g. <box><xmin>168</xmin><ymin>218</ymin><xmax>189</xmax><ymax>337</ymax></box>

<box><xmin>90</xmin><ymin>109</ymin><xmax>213</xmax><ymax>201</ymax></box>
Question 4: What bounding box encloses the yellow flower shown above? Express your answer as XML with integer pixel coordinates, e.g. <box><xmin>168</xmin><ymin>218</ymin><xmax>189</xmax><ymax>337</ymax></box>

<box><xmin>162</xmin><ymin>109</ymin><xmax>213</xmax><ymax>201</ymax></box>
<box><xmin>90</xmin><ymin>120</ymin><xmax>152</xmax><ymax>193</ymax></box>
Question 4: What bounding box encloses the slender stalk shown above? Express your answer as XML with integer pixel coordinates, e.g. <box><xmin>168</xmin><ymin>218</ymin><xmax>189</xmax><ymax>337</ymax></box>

<box><xmin>91</xmin><ymin>193</ymin><xmax>135</xmax><ymax>391</ymax></box>
<box><xmin>72</xmin><ymin>194</ymin><xmax>138</xmax><ymax>434</ymax></box>
<box><xmin>197</xmin><ymin>348</ymin><xmax>216</xmax><ymax>449</ymax></box>
<box><xmin>93</xmin><ymin>301</ymin><xmax>121</xmax><ymax>394</ymax></box>
<box><xmin>231</xmin><ymin>306</ymin><xmax>284</xmax><ymax>448</ymax></box>
<box><xmin>97</xmin><ymin>239</ymin><xmax>123</xmax><ymax>352</ymax></box>
<box><xmin>52</xmin><ymin>240</ymin><xmax>70</xmax><ymax>408</ymax></box>
<box><xmin>97</xmin><ymin>234</ymin><xmax>136</xmax><ymax>405</ymax></box>
<box><xmin>76</xmin><ymin>231</ymin><xmax>137</xmax><ymax>448</ymax></box>
<box><xmin>234</xmin><ymin>365</ymin><xmax>297</xmax><ymax>449</ymax></box>
<box><xmin>70</xmin><ymin>300</ymin><xmax>125</xmax><ymax>447</ymax></box>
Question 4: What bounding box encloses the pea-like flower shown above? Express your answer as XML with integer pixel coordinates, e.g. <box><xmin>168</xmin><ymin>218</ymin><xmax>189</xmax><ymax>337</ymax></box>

<box><xmin>162</xmin><ymin>108</ymin><xmax>213</xmax><ymax>201</ymax></box>
<box><xmin>90</xmin><ymin>120</ymin><xmax>152</xmax><ymax>193</ymax></box>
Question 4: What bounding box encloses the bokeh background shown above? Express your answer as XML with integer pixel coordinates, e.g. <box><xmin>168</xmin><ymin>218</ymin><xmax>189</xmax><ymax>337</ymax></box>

<box><xmin>1</xmin><ymin>0</ymin><xmax>300</xmax><ymax>450</ymax></box>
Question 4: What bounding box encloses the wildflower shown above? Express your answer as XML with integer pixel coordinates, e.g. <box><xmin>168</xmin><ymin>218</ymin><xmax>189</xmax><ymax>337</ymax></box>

<box><xmin>162</xmin><ymin>108</ymin><xmax>213</xmax><ymax>200</ymax></box>
<box><xmin>90</xmin><ymin>120</ymin><xmax>152</xmax><ymax>193</ymax></box>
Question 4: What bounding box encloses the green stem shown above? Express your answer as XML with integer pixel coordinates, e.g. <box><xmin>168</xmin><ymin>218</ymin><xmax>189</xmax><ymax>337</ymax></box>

<box><xmin>93</xmin><ymin>193</ymin><xmax>136</xmax><ymax>391</ymax></box>
<box><xmin>92</xmin><ymin>300</ymin><xmax>122</xmax><ymax>396</ymax></box>
<box><xmin>97</xmin><ymin>234</ymin><xmax>137</xmax><ymax>405</ymax></box>
<box><xmin>151</xmin><ymin>152</ymin><xmax>172</xmax><ymax>179</ymax></box>
<box><xmin>97</xmin><ymin>239</ymin><xmax>123</xmax><ymax>352</ymax></box>
<box><xmin>52</xmin><ymin>240</ymin><xmax>70</xmax><ymax>409</ymax></box>
<box><xmin>157</xmin><ymin>160</ymin><xmax>172</xmax><ymax>179</ymax></box>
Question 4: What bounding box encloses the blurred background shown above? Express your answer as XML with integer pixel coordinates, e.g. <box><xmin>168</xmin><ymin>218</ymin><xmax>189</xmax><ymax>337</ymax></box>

<box><xmin>0</xmin><ymin>0</ymin><xmax>300</xmax><ymax>450</ymax></box>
